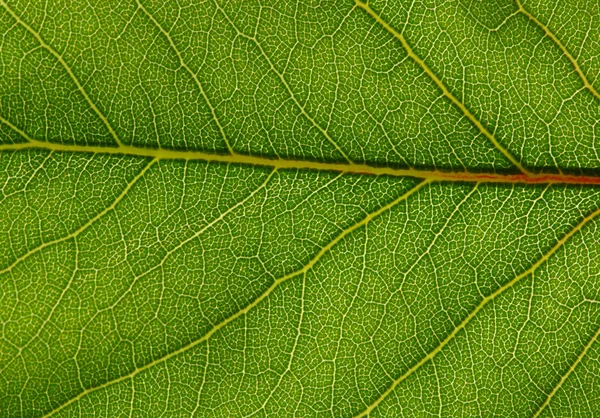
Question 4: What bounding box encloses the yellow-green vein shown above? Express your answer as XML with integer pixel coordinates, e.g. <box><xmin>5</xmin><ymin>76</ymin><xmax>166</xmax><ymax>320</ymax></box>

<box><xmin>0</xmin><ymin>159</ymin><xmax>155</xmax><ymax>276</ymax></box>
<box><xmin>0</xmin><ymin>0</ymin><xmax>125</xmax><ymax>147</ymax></box>
<box><xmin>3</xmin><ymin>130</ymin><xmax>600</xmax><ymax>186</ymax></box>
<box><xmin>531</xmin><ymin>324</ymin><xmax>600</xmax><ymax>417</ymax></box>
<box><xmin>210</xmin><ymin>0</ymin><xmax>354</xmax><ymax>164</ymax></box>
<box><xmin>354</xmin><ymin>0</ymin><xmax>531</xmax><ymax>175</ymax></box>
<box><xmin>42</xmin><ymin>179</ymin><xmax>430</xmax><ymax>418</ymax></box>
<box><xmin>517</xmin><ymin>0</ymin><xmax>600</xmax><ymax>102</ymax></box>
<box><xmin>135</xmin><ymin>0</ymin><xmax>234</xmax><ymax>154</ymax></box>
<box><xmin>353</xmin><ymin>205</ymin><xmax>600</xmax><ymax>417</ymax></box>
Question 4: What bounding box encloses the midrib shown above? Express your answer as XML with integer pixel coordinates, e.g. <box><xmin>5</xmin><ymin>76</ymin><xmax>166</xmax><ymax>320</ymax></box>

<box><xmin>2</xmin><ymin>139</ymin><xmax>600</xmax><ymax>185</ymax></box>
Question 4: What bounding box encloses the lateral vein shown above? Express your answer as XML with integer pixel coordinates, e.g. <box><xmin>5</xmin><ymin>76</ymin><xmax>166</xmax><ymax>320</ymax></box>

<box><xmin>209</xmin><ymin>0</ymin><xmax>354</xmax><ymax>164</ymax></box>
<box><xmin>41</xmin><ymin>179</ymin><xmax>430</xmax><ymax>418</ymax></box>
<box><xmin>354</xmin><ymin>0</ymin><xmax>531</xmax><ymax>175</ymax></box>
<box><xmin>135</xmin><ymin>0</ymin><xmax>234</xmax><ymax>154</ymax></box>
<box><xmin>517</xmin><ymin>0</ymin><xmax>600</xmax><ymax>102</ymax></box>
<box><xmin>0</xmin><ymin>159</ymin><xmax>156</xmax><ymax>276</ymax></box>
<box><xmin>531</xmin><ymin>324</ymin><xmax>600</xmax><ymax>418</ymax></box>
<box><xmin>352</xmin><ymin>206</ymin><xmax>600</xmax><ymax>417</ymax></box>
<box><xmin>0</xmin><ymin>1</ymin><xmax>125</xmax><ymax>147</ymax></box>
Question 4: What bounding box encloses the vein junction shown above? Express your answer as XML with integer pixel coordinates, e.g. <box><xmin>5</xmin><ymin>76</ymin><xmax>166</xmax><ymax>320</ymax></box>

<box><xmin>354</xmin><ymin>0</ymin><xmax>531</xmax><ymax>176</ymax></box>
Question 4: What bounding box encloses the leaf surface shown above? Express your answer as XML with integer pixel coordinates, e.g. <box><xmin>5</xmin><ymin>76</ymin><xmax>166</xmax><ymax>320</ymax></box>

<box><xmin>1</xmin><ymin>0</ymin><xmax>600</xmax><ymax>416</ymax></box>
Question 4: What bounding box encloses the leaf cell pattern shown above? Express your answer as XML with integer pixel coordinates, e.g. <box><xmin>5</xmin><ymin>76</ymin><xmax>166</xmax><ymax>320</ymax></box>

<box><xmin>0</xmin><ymin>0</ymin><xmax>600</xmax><ymax>416</ymax></box>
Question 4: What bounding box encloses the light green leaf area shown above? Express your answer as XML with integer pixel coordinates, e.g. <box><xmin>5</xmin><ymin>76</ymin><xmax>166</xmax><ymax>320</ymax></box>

<box><xmin>1</xmin><ymin>0</ymin><xmax>600</xmax><ymax>416</ymax></box>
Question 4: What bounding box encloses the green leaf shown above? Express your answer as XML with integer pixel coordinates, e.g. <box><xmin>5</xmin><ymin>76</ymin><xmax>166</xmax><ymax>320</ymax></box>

<box><xmin>1</xmin><ymin>0</ymin><xmax>600</xmax><ymax>416</ymax></box>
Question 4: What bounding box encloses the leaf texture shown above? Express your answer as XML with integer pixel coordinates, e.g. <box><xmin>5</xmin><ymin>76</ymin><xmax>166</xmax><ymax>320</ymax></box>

<box><xmin>1</xmin><ymin>0</ymin><xmax>600</xmax><ymax>416</ymax></box>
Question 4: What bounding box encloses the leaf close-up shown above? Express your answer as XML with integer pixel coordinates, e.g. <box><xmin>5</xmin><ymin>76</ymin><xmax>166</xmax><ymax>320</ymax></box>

<box><xmin>1</xmin><ymin>0</ymin><xmax>600</xmax><ymax>416</ymax></box>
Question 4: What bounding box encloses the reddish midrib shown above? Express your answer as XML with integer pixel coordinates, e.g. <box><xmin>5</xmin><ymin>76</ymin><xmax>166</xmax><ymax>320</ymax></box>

<box><xmin>1</xmin><ymin>140</ymin><xmax>600</xmax><ymax>185</ymax></box>
<box><xmin>439</xmin><ymin>172</ymin><xmax>600</xmax><ymax>185</ymax></box>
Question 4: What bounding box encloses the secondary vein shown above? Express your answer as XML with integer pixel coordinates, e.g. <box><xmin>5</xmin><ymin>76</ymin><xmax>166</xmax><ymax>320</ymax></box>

<box><xmin>135</xmin><ymin>0</ymin><xmax>234</xmax><ymax>154</ymax></box>
<box><xmin>517</xmin><ymin>0</ymin><xmax>600</xmax><ymax>103</ymax></box>
<box><xmin>209</xmin><ymin>0</ymin><xmax>355</xmax><ymax>164</ymax></box>
<box><xmin>352</xmin><ymin>205</ymin><xmax>600</xmax><ymax>417</ymax></box>
<box><xmin>0</xmin><ymin>159</ymin><xmax>156</xmax><ymax>276</ymax></box>
<box><xmin>0</xmin><ymin>0</ymin><xmax>125</xmax><ymax>147</ymax></box>
<box><xmin>354</xmin><ymin>0</ymin><xmax>531</xmax><ymax>175</ymax></box>
<box><xmin>531</xmin><ymin>324</ymin><xmax>600</xmax><ymax>417</ymax></box>
<box><xmin>41</xmin><ymin>179</ymin><xmax>430</xmax><ymax>418</ymax></box>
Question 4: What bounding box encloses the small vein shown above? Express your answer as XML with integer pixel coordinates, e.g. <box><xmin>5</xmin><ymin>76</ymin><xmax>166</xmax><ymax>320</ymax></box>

<box><xmin>531</xmin><ymin>324</ymin><xmax>600</xmax><ymax>418</ymax></box>
<box><xmin>0</xmin><ymin>158</ymin><xmax>156</xmax><ymax>276</ymax></box>
<box><xmin>397</xmin><ymin>183</ymin><xmax>479</xmax><ymax>282</ymax></box>
<box><xmin>135</xmin><ymin>0</ymin><xmax>234</xmax><ymax>154</ymax></box>
<box><xmin>0</xmin><ymin>0</ymin><xmax>125</xmax><ymax>147</ymax></box>
<box><xmin>210</xmin><ymin>0</ymin><xmax>354</xmax><ymax>164</ymax></box>
<box><xmin>354</xmin><ymin>0</ymin><xmax>531</xmax><ymax>175</ymax></box>
<box><xmin>41</xmin><ymin>179</ymin><xmax>429</xmax><ymax>418</ymax></box>
<box><xmin>67</xmin><ymin>167</ymin><xmax>279</xmax><ymax>361</ymax></box>
<box><xmin>247</xmin><ymin>271</ymin><xmax>307</xmax><ymax>417</ymax></box>
<box><xmin>353</xmin><ymin>205</ymin><xmax>600</xmax><ymax>417</ymax></box>
<box><xmin>517</xmin><ymin>0</ymin><xmax>600</xmax><ymax>102</ymax></box>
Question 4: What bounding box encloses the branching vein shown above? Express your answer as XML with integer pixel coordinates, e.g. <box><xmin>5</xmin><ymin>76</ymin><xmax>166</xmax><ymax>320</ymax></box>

<box><xmin>0</xmin><ymin>0</ymin><xmax>125</xmax><ymax>147</ymax></box>
<box><xmin>41</xmin><ymin>180</ymin><xmax>429</xmax><ymax>418</ymax></box>
<box><xmin>354</xmin><ymin>0</ymin><xmax>531</xmax><ymax>175</ymax></box>
<box><xmin>353</xmin><ymin>205</ymin><xmax>600</xmax><ymax>417</ymax></box>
